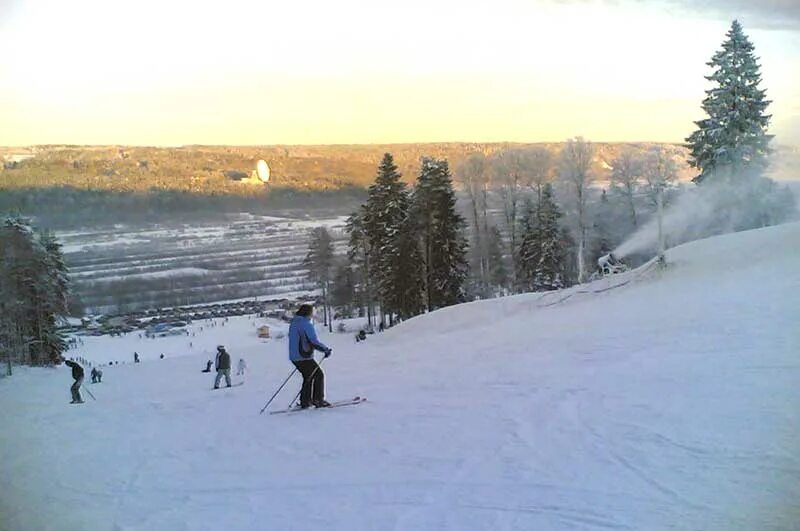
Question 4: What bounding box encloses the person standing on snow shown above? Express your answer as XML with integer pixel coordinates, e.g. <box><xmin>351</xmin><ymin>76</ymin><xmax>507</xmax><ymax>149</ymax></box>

<box><xmin>63</xmin><ymin>359</ymin><xmax>85</xmax><ymax>404</ymax></box>
<box><xmin>214</xmin><ymin>345</ymin><xmax>232</xmax><ymax>389</ymax></box>
<box><xmin>236</xmin><ymin>358</ymin><xmax>247</xmax><ymax>377</ymax></box>
<box><xmin>288</xmin><ymin>304</ymin><xmax>332</xmax><ymax>408</ymax></box>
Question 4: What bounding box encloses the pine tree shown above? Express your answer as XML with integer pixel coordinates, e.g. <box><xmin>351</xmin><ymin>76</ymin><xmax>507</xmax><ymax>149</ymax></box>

<box><xmin>516</xmin><ymin>184</ymin><xmax>567</xmax><ymax>292</ymax></box>
<box><xmin>363</xmin><ymin>153</ymin><xmax>420</xmax><ymax>323</ymax></box>
<box><xmin>391</xmin><ymin>217</ymin><xmax>425</xmax><ymax>320</ymax></box>
<box><xmin>532</xmin><ymin>184</ymin><xmax>567</xmax><ymax>291</ymax></box>
<box><xmin>686</xmin><ymin>20</ymin><xmax>772</xmax><ymax>184</ymax></box>
<box><xmin>413</xmin><ymin>158</ymin><xmax>469</xmax><ymax>310</ymax></box>
<box><xmin>0</xmin><ymin>216</ymin><xmax>70</xmax><ymax>370</ymax></box>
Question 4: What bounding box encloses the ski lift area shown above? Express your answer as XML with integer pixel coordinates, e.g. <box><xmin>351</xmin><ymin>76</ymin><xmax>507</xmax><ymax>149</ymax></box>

<box><xmin>596</xmin><ymin>253</ymin><xmax>629</xmax><ymax>277</ymax></box>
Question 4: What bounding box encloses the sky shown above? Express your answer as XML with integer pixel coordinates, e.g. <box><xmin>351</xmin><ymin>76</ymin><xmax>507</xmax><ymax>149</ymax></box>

<box><xmin>1</xmin><ymin>0</ymin><xmax>798</xmax><ymax>146</ymax></box>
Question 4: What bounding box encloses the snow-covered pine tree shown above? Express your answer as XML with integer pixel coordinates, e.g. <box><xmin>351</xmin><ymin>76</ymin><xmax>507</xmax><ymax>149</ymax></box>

<box><xmin>532</xmin><ymin>184</ymin><xmax>567</xmax><ymax>291</ymax></box>
<box><xmin>35</xmin><ymin>230</ymin><xmax>70</xmax><ymax>364</ymax></box>
<box><xmin>413</xmin><ymin>157</ymin><xmax>469</xmax><ymax>310</ymax></box>
<box><xmin>686</xmin><ymin>20</ymin><xmax>772</xmax><ymax>184</ymax></box>
<box><xmin>391</xmin><ymin>217</ymin><xmax>425</xmax><ymax>320</ymax></box>
<box><xmin>363</xmin><ymin>153</ymin><xmax>421</xmax><ymax>323</ymax></box>
<box><xmin>0</xmin><ymin>216</ymin><xmax>70</xmax><ymax>370</ymax></box>
<box><xmin>515</xmin><ymin>198</ymin><xmax>539</xmax><ymax>292</ymax></box>
<box><xmin>516</xmin><ymin>184</ymin><xmax>567</xmax><ymax>292</ymax></box>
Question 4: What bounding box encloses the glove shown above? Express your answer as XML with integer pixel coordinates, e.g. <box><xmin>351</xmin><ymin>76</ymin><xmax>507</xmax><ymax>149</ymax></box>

<box><xmin>324</xmin><ymin>348</ymin><xmax>332</xmax><ymax>358</ymax></box>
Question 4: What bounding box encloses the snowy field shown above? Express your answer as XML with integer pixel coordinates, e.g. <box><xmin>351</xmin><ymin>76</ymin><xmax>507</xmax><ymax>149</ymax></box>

<box><xmin>60</xmin><ymin>214</ymin><xmax>348</xmax><ymax>313</ymax></box>
<box><xmin>2</xmin><ymin>222</ymin><xmax>800</xmax><ymax>530</ymax></box>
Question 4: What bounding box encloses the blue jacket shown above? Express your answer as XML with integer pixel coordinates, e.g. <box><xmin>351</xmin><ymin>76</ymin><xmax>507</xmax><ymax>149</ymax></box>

<box><xmin>288</xmin><ymin>316</ymin><xmax>329</xmax><ymax>362</ymax></box>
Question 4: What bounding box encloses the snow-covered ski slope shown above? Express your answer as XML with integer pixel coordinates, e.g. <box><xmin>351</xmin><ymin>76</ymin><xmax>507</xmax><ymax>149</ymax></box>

<box><xmin>2</xmin><ymin>222</ymin><xmax>799</xmax><ymax>531</ymax></box>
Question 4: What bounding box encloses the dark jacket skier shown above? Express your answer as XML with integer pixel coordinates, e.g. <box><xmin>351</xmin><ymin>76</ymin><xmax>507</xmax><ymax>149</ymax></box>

<box><xmin>214</xmin><ymin>346</ymin><xmax>232</xmax><ymax>389</ymax></box>
<box><xmin>288</xmin><ymin>304</ymin><xmax>331</xmax><ymax>408</ymax></box>
<box><xmin>64</xmin><ymin>359</ymin><xmax>84</xmax><ymax>404</ymax></box>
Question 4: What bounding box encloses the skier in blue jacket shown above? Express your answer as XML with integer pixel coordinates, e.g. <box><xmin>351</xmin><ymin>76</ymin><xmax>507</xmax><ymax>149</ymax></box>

<box><xmin>288</xmin><ymin>304</ymin><xmax>332</xmax><ymax>408</ymax></box>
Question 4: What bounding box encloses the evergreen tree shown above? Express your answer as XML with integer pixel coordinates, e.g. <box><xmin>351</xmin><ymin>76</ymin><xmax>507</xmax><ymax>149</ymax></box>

<box><xmin>391</xmin><ymin>217</ymin><xmax>425</xmax><ymax>320</ymax></box>
<box><xmin>686</xmin><ymin>20</ymin><xmax>772</xmax><ymax>184</ymax></box>
<box><xmin>532</xmin><ymin>184</ymin><xmax>567</xmax><ymax>291</ymax></box>
<box><xmin>0</xmin><ymin>216</ymin><xmax>70</xmax><ymax>371</ymax></box>
<box><xmin>303</xmin><ymin>227</ymin><xmax>335</xmax><ymax>332</ymax></box>
<box><xmin>413</xmin><ymin>158</ymin><xmax>469</xmax><ymax>310</ymax></box>
<box><xmin>363</xmin><ymin>153</ymin><xmax>421</xmax><ymax>323</ymax></box>
<box><xmin>516</xmin><ymin>184</ymin><xmax>567</xmax><ymax>292</ymax></box>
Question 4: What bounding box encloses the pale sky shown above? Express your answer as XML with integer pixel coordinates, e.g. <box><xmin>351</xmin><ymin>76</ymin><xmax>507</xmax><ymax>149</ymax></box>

<box><xmin>1</xmin><ymin>0</ymin><xmax>798</xmax><ymax>146</ymax></box>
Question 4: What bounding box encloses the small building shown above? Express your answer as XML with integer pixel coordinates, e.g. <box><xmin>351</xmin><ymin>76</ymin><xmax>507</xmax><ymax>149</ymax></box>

<box><xmin>257</xmin><ymin>325</ymin><xmax>270</xmax><ymax>339</ymax></box>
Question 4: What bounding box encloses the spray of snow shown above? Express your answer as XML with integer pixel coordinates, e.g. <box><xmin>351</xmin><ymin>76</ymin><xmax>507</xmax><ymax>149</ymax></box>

<box><xmin>614</xmin><ymin>186</ymin><xmax>714</xmax><ymax>258</ymax></box>
<box><xmin>614</xmin><ymin>177</ymin><xmax>798</xmax><ymax>259</ymax></box>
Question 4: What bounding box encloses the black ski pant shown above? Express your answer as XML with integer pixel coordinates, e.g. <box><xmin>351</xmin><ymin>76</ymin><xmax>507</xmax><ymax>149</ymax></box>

<box><xmin>292</xmin><ymin>359</ymin><xmax>324</xmax><ymax>406</ymax></box>
<box><xmin>71</xmin><ymin>377</ymin><xmax>83</xmax><ymax>402</ymax></box>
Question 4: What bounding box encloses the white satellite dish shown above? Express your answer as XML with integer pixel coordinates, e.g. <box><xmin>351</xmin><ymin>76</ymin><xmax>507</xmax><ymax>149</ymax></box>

<box><xmin>256</xmin><ymin>160</ymin><xmax>270</xmax><ymax>183</ymax></box>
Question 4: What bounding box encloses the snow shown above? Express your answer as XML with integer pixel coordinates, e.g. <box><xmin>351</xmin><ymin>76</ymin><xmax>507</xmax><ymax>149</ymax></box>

<box><xmin>2</xmin><ymin>222</ymin><xmax>800</xmax><ymax>530</ymax></box>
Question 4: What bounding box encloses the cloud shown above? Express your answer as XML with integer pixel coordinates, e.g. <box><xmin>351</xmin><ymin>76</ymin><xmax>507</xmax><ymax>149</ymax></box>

<box><xmin>555</xmin><ymin>0</ymin><xmax>800</xmax><ymax>30</ymax></box>
<box><xmin>662</xmin><ymin>0</ymin><xmax>800</xmax><ymax>30</ymax></box>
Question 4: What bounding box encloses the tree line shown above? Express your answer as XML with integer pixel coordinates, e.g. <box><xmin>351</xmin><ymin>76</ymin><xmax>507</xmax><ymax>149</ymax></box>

<box><xmin>0</xmin><ymin>217</ymin><xmax>70</xmax><ymax>373</ymax></box>
<box><xmin>302</xmin><ymin>21</ymin><xmax>795</xmax><ymax>327</ymax></box>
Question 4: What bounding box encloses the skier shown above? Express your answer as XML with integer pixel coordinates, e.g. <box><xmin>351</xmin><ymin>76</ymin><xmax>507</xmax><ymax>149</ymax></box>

<box><xmin>288</xmin><ymin>304</ymin><xmax>332</xmax><ymax>408</ymax></box>
<box><xmin>214</xmin><ymin>345</ymin><xmax>232</xmax><ymax>389</ymax></box>
<box><xmin>90</xmin><ymin>367</ymin><xmax>99</xmax><ymax>383</ymax></box>
<box><xmin>134</xmin><ymin>352</ymin><xmax>140</xmax><ymax>363</ymax></box>
<box><xmin>236</xmin><ymin>358</ymin><xmax>247</xmax><ymax>377</ymax></box>
<box><xmin>63</xmin><ymin>358</ymin><xmax>85</xmax><ymax>404</ymax></box>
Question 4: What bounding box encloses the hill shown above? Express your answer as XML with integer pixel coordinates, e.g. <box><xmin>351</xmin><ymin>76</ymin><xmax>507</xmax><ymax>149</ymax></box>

<box><xmin>0</xmin><ymin>142</ymin><xmax>696</xmax><ymax>193</ymax></box>
<box><xmin>1</xmin><ymin>221</ymin><xmax>798</xmax><ymax>530</ymax></box>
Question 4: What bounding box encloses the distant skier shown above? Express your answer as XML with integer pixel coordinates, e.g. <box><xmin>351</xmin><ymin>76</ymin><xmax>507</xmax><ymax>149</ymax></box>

<box><xmin>134</xmin><ymin>352</ymin><xmax>140</xmax><ymax>363</ymax></box>
<box><xmin>236</xmin><ymin>358</ymin><xmax>247</xmax><ymax>377</ymax></box>
<box><xmin>90</xmin><ymin>367</ymin><xmax>103</xmax><ymax>383</ymax></box>
<box><xmin>288</xmin><ymin>304</ymin><xmax>332</xmax><ymax>408</ymax></box>
<box><xmin>202</xmin><ymin>359</ymin><xmax>213</xmax><ymax>373</ymax></box>
<box><xmin>214</xmin><ymin>345</ymin><xmax>232</xmax><ymax>389</ymax></box>
<box><xmin>63</xmin><ymin>359</ymin><xmax>85</xmax><ymax>404</ymax></box>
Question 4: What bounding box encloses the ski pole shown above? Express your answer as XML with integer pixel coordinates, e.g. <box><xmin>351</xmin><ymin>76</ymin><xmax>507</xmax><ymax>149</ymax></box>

<box><xmin>286</xmin><ymin>357</ymin><xmax>326</xmax><ymax>409</ymax></box>
<box><xmin>259</xmin><ymin>367</ymin><xmax>297</xmax><ymax>414</ymax></box>
<box><xmin>83</xmin><ymin>386</ymin><xmax>96</xmax><ymax>401</ymax></box>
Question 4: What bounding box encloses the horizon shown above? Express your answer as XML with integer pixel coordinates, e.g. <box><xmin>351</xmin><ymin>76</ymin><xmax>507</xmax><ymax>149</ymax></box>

<box><xmin>2</xmin><ymin>0</ymin><xmax>798</xmax><ymax>147</ymax></box>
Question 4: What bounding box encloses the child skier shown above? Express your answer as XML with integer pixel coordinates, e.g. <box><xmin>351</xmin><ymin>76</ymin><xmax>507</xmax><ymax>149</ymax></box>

<box><xmin>236</xmin><ymin>358</ymin><xmax>247</xmax><ymax>377</ymax></box>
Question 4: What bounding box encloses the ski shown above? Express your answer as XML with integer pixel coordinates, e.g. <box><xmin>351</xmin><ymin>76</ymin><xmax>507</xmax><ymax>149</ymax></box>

<box><xmin>212</xmin><ymin>382</ymin><xmax>244</xmax><ymax>390</ymax></box>
<box><xmin>269</xmin><ymin>396</ymin><xmax>366</xmax><ymax>415</ymax></box>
